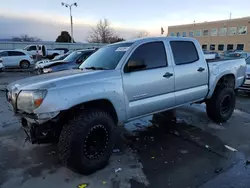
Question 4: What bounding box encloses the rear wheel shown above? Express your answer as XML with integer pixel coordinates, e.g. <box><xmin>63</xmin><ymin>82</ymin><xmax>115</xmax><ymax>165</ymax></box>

<box><xmin>206</xmin><ymin>87</ymin><xmax>235</xmax><ymax>123</ymax></box>
<box><xmin>20</xmin><ymin>60</ymin><xmax>30</xmax><ymax>69</ymax></box>
<box><xmin>58</xmin><ymin>109</ymin><xmax>115</xmax><ymax>174</ymax></box>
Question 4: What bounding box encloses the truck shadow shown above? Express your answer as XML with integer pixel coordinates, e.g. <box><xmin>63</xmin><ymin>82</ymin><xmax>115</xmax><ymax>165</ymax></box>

<box><xmin>0</xmin><ymin>108</ymin><xmax>239</xmax><ymax>188</ymax></box>
<box><xmin>122</xmin><ymin>110</ymin><xmax>238</xmax><ymax>188</ymax></box>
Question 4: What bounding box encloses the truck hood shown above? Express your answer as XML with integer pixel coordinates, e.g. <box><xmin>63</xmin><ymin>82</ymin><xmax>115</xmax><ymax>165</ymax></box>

<box><xmin>36</xmin><ymin>60</ymin><xmax>67</xmax><ymax>68</ymax></box>
<box><xmin>7</xmin><ymin>69</ymin><xmax>119</xmax><ymax>90</ymax></box>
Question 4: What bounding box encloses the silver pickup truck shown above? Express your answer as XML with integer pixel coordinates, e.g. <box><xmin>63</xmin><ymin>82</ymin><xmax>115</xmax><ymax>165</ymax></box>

<box><xmin>6</xmin><ymin>37</ymin><xmax>246</xmax><ymax>174</ymax></box>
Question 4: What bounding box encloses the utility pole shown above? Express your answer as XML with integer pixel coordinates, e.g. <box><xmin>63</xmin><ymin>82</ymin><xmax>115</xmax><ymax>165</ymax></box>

<box><xmin>230</xmin><ymin>12</ymin><xmax>232</xmax><ymax>20</ymax></box>
<box><xmin>61</xmin><ymin>2</ymin><xmax>78</xmax><ymax>43</ymax></box>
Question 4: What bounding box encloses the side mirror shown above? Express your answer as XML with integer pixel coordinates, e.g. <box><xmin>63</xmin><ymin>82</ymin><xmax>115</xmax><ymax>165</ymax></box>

<box><xmin>126</xmin><ymin>59</ymin><xmax>146</xmax><ymax>72</ymax></box>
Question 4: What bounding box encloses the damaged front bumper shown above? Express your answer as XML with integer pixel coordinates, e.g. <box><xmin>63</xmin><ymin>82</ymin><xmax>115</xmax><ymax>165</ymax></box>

<box><xmin>21</xmin><ymin>112</ymin><xmax>62</xmax><ymax>144</ymax></box>
<box><xmin>6</xmin><ymin>87</ymin><xmax>63</xmax><ymax>144</ymax></box>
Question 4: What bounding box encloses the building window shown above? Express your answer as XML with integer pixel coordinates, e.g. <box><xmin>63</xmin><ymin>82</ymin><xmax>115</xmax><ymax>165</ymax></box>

<box><xmin>182</xmin><ymin>32</ymin><xmax>187</xmax><ymax>37</ymax></box>
<box><xmin>238</xmin><ymin>26</ymin><xmax>247</xmax><ymax>35</ymax></box>
<box><xmin>210</xmin><ymin>44</ymin><xmax>215</xmax><ymax>51</ymax></box>
<box><xmin>219</xmin><ymin>28</ymin><xmax>227</xmax><ymax>36</ymax></box>
<box><xmin>210</xmin><ymin>28</ymin><xmax>218</xmax><ymax>36</ymax></box>
<box><xmin>176</xmin><ymin>32</ymin><xmax>180</xmax><ymax>37</ymax></box>
<box><xmin>170</xmin><ymin>32</ymin><xmax>175</xmax><ymax>37</ymax></box>
<box><xmin>218</xmin><ymin>44</ymin><xmax>224</xmax><ymax>51</ymax></box>
<box><xmin>237</xmin><ymin>44</ymin><xmax>244</xmax><ymax>50</ymax></box>
<box><xmin>228</xmin><ymin>27</ymin><xmax>237</xmax><ymax>35</ymax></box>
<box><xmin>203</xmin><ymin>30</ymin><xmax>209</xmax><ymax>36</ymax></box>
<box><xmin>227</xmin><ymin>44</ymin><xmax>234</xmax><ymax>50</ymax></box>
<box><xmin>189</xmin><ymin>31</ymin><xmax>194</xmax><ymax>37</ymax></box>
<box><xmin>195</xmin><ymin>30</ymin><xmax>201</xmax><ymax>37</ymax></box>
<box><xmin>202</xmin><ymin>44</ymin><xmax>207</xmax><ymax>50</ymax></box>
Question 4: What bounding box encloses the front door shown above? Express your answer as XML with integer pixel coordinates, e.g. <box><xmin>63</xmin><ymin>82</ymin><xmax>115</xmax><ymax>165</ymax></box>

<box><xmin>122</xmin><ymin>41</ymin><xmax>175</xmax><ymax>119</ymax></box>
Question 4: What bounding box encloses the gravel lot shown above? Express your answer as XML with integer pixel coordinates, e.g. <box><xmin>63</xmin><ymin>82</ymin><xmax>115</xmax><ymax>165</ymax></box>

<box><xmin>1</xmin><ymin>72</ymin><xmax>250</xmax><ymax>188</ymax></box>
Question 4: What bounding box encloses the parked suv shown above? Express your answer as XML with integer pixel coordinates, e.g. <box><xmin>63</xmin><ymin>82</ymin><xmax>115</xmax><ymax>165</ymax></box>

<box><xmin>0</xmin><ymin>50</ymin><xmax>34</xmax><ymax>69</ymax></box>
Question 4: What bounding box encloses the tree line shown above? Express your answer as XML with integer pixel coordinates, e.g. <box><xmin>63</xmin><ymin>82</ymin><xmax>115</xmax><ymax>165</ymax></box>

<box><xmin>12</xmin><ymin>19</ymin><xmax>149</xmax><ymax>44</ymax></box>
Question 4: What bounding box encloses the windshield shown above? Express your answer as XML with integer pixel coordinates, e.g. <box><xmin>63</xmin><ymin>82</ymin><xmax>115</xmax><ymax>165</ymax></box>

<box><xmin>52</xmin><ymin>54</ymin><xmax>67</xmax><ymax>61</ymax></box>
<box><xmin>64</xmin><ymin>51</ymin><xmax>82</xmax><ymax>62</ymax></box>
<box><xmin>23</xmin><ymin>45</ymin><xmax>30</xmax><ymax>50</ymax></box>
<box><xmin>79</xmin><ymin>43</ymin><xmax>133</xmax><ymax>70</ymax></box>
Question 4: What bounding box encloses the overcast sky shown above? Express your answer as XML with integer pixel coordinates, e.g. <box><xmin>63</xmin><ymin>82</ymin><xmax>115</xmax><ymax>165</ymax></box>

<box><xmin>1</xmin><ymin>0</ymin><xmax>250</xmax><ymax>42</ymax></box>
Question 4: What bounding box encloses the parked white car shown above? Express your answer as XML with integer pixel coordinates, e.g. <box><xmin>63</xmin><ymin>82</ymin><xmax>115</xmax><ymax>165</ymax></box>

<box><xmin>0</xmin><ymin>50</ymin><xmax>34</xmax><ymax>69</ymax></box>
<box><xmin>0</xmin><ymin>58</ymin><xmax>5</xmax><ymax>72</ymax></box>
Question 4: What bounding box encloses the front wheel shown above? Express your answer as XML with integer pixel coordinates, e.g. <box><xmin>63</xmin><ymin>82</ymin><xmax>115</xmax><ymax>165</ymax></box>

<box><xmin>20</xmin><ymin>60</ymin><xmax>30</xmax><ymax>69</ymax></box>
<box><xmin>36</xmin><ymin>68</ymin><xmax>43</xmax><ymax>75</ymax></box>
<box><xmin>58</xmin><ymin>109</ymin><xmax>115</xmax><ymax>174</ymax></box>
<box><xmin>206</xmin><ymin>87</ymin><xmax>236</xmax><ymax>123</ymax></box>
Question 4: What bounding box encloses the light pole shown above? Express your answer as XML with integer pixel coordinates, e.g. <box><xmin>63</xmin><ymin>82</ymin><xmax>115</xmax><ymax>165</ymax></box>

<box><xmin>61</xmin><ymin>2</ymin><xmax>77</xmax><ymax>43</ymax></box>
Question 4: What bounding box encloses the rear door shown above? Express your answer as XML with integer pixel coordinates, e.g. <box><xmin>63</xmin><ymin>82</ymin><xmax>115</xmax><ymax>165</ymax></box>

<box><xmin>170</xmin><ymin>41</ymin><xmax>208</xmax><ymax>105</ymax></box>
<box><xmin>122</xmin><ymin>41</ymin><xmax>175</xmax><ymax>119</ymax></box>
<box><xmin>9</xmin><ymin>51</ymin><xmax>26</xmax><ymax>67</ymax></box>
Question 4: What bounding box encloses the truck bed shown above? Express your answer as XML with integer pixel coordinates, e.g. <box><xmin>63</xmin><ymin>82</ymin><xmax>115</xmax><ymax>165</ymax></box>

<box><xmin>205</xmin><ymin>58</ymin><xmax>246</xmax><ymax>98</ymax></box>
<box><xmin>206</xmin><ymin>58</ymin><xmax>237</xmax><ymax>63</ymax></box>
<box><xmin>206</xmin><ymin>58</ymin><xmax>244</xmax><ymax>63</ymax></box>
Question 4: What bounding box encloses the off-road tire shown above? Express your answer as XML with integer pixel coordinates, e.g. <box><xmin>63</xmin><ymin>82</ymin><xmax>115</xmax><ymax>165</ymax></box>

<box><xmin>206</xmin><ymin>87</ymin><xmax>235</xmax><ymax>123</ymax></box>
<box><xmin>20</xmin><ymin>60</ymin><xmax>30</xmax><ymax>69</ymax></box>
<box><xmin>58</xmin><ymin>109</ymin><xmax>115</xmax><ymax>174</ymax></box>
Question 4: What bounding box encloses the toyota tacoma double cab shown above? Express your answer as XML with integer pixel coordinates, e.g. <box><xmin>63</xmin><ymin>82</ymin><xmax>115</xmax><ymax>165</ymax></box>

<box><xmin>6</xmin><ymin>37</ymin><xmax>246</xmax><ymax>174</ymax></box>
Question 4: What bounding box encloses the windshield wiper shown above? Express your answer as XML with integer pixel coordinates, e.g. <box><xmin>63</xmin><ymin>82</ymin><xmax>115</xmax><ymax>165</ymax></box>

<box><xmin>84</xmin><ymin>66</ymin><xmax>109</xmax><ymax>70</ymax></box>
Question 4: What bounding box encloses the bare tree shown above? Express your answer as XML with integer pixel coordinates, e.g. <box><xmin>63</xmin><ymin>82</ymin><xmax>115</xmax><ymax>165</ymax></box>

<box><xmin>88</xmin><ymin>19</ymin><xmax>118</xmax><ymax>43</ymax></box>
<box><xmin>136</xmin><ymin>31</ymin><xmax>149</xmax><ymax>38</ymax></box>
<box><xmin>12</xmin><ymin>34</ymin><xmax>41</xmax><ymax>42</ymax></box>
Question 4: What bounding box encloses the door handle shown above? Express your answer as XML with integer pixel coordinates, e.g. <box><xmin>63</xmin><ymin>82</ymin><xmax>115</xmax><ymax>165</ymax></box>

<box><xmin>197</xmin><ymin>67</ymin><xmax>205</xmax><ymax>72</ymax></box>
<box><xmin>163</xmin><ymin>72</ymin><xmax>173</xmax><ymax>78</ymax></box>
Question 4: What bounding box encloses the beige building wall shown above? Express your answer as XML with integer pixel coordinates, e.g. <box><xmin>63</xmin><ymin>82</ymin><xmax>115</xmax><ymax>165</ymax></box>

<box><xmin>168</xmin><ymin>17</ymin><xmax>250</xmax><ymax>52</ymax></box>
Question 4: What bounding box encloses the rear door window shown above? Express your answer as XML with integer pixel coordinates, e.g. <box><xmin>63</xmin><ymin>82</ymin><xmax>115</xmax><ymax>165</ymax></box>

<box><xmin>9</xmin><ymin>51</ymin><xmax>25</xmax><ymax>56</ymax></box>
<box><xmin>170</xmin><ymin>41</ymin><xmax>199</xmax><ymax>65</ymax></box>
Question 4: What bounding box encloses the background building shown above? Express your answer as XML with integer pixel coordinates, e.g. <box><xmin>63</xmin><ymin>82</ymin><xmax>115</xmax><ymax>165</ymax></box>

<box><xmin>168</xmin><ymin>17</ymin><xmax>250</xmax><ymax>52</ymax></box>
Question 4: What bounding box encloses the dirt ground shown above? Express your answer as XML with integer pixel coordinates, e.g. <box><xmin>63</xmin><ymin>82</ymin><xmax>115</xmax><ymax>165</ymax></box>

<box><xmin>1</xmin><ymin>72</ymin><xmax>250</xmax><ymax>188</ymax></box>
